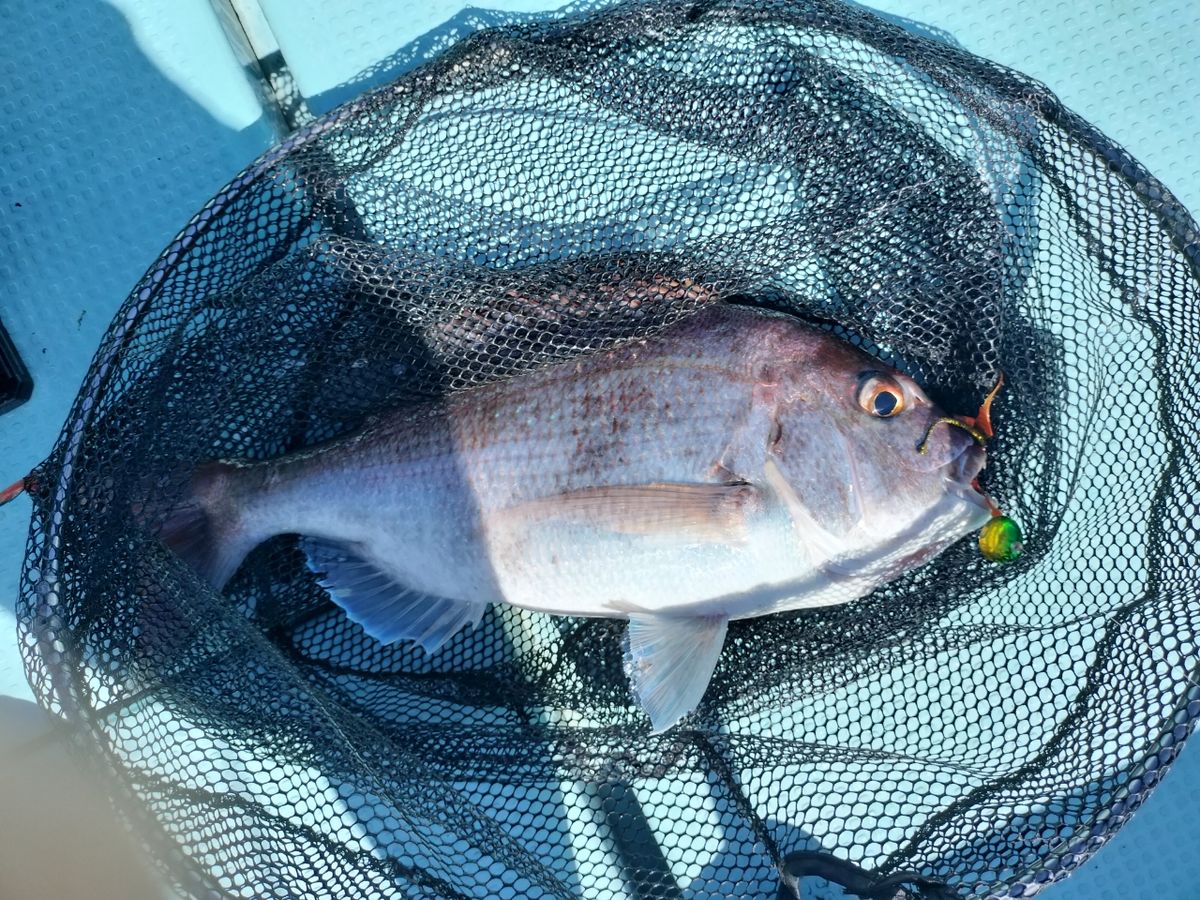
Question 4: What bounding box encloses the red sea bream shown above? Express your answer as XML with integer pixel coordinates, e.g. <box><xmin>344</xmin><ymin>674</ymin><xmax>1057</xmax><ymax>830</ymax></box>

<box><xmin>161</xmin><ymin>304</ymin><xmax>992</xmax><ymax>732</ymax></box>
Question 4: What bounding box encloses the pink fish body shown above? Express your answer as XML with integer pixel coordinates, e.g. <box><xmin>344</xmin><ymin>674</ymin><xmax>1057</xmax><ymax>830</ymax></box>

<box><xmin>162</xmin><ymin>304</ymin><xmax>990</xmax><ymax>731</ymax></box>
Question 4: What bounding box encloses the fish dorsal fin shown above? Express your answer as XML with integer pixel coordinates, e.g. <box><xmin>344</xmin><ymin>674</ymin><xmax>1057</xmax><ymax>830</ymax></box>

<box><xmin>300</xmin><ymin>538</ymin><xmax>486</xmax><ymax>653</ymax></box>
<box><xmin>502</xmin><ymin>482</ymin><xmax>761</xmax><ymax>542</ymax></box>
<box><xmin>623</xmin><ymin>614</ymin><xmax>729</xmax><ymax>733</ymax></box>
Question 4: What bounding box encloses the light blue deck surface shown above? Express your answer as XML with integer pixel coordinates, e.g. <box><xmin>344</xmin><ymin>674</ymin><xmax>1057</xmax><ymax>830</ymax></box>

<box><xmin>0</xmin><ymin>0</ymin><xmax>274</xmax><ymax>704</ymax></box>
<box><xmin>0</xmin><ymin>2</ymin><xmax>1196</xmax><ymax>897</ymax></box>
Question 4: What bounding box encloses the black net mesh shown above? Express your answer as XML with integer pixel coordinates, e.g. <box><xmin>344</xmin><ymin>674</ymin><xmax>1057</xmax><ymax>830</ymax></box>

<box><xmin>15</xmin><ymin>0</ymin><xmax>1200</xmax><ymax>897</ymax></box>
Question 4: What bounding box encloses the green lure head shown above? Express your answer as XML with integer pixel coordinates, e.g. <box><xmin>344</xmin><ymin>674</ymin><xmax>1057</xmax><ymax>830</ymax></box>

<box><xmin>979</xmin><ymin>515</ymin><xmax>1024</xmax><ymax>563</ymax></box>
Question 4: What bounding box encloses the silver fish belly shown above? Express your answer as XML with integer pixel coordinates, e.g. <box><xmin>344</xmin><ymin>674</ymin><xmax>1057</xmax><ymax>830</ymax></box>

<box><xmin>159</xmin><ymin>303</ymin><xmax>992</xmax><ymax>732</ymax></box>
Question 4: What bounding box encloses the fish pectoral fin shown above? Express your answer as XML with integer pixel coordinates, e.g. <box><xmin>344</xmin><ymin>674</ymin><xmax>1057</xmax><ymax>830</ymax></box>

<box><xmin>623</xmin><ymin>614</ymin><xmax>728</xmax><ymax>734</ymax></box>
<box><xmin>506</xmin><ymin>482</ymin><xmax>760</xmax><ymax>542</ymax></box>
<box><xmin>300</xmin><ymin>538</ymin><xmax>486</xmax><ymax>654</ymax></box>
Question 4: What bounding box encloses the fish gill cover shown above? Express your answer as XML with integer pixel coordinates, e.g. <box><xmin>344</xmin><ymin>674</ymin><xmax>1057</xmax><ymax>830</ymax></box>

<box><xmin>14</xmin><ymin>0</ymin><xmax>1200</xmax><ymax>897</ymax></box>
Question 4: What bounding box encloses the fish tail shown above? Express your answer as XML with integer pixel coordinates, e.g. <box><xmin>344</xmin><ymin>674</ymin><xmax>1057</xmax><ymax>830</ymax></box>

<box><xmin>158</xmin><ymin>461</ymin><xmax>259</xmax><ymax>589</ymax></box>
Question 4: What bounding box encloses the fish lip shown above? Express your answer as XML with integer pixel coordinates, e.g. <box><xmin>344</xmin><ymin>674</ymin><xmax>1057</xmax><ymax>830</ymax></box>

<box><xmin>946</xmin><ymin>445</ymin><xmax>991</xmax><ymax>513</ymax></box>
<box><xmin>952</xmin><ymin>443</ymin><xmax>987</xmax><ymax>483</ymax></box>
<box><xmin>945</xmin><ymin>479</ymin><xmax>992</xmax><ymax>515</ymax></box>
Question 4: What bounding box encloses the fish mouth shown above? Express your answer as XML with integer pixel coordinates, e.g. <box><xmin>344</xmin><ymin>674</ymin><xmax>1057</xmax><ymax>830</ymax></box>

<box><xmin>945</xmin><ymin>444</ymin><xmax>992</xmax><ymax>515</ymax></box>
<box><xmin>952</xmin><ymin>443</ymin><xmax>987</xmax><ymax>483</ymax></box>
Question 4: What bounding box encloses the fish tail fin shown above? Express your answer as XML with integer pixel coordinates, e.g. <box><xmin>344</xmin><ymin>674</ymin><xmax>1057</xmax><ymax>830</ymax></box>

<box><xmin>158</xmin><ymin>461</ymin><xmax>260</xmax><ymax>589</ymax></box>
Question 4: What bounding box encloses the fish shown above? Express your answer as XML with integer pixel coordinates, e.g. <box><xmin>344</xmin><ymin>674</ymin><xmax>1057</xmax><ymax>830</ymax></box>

<box><xmin>158</xmin><ymin>303</ymin><xmax>992</xmax><ymax>732</ymax></box>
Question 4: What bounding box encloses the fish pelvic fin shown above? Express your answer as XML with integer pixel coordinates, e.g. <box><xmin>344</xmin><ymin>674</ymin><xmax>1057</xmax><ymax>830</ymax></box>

<box><xmin>157</xmin><ymin>461</ymin><xmax>259</xmax><ymax>590</ymax></box>
<box><xmin>623</xmin><ymin>613</ymin><xmax>728</xmax><ymax>734</ymax></box>
<box><xmin>300</xmin><ymin>538</ymin><xmax>487</xmax><ymax>654</ymax></box>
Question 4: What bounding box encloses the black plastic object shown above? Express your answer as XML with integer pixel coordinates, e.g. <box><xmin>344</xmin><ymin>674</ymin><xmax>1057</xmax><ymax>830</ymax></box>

<box><xmin>0</xmin><ymin>318</ymin><xmax>32</xmax><ymax>415</ymax></box>
<box><xmin>14</xmin><ymin>1</ymin><xmax>1200</xmax><ymax>898</ymax></box>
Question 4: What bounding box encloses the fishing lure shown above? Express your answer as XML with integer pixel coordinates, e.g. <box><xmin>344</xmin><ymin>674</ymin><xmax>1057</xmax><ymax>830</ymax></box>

<box><xmin>979</xmin><ymin>514</ymin><xmax>1024</xmax><ymax>563</ymax></box>
<box><xmin>919</xmin><ymin>373</ymin><xmax>1026</xmax><ymax>564</ymax></box>
<box><xmin>963</xmin><ymin>373</ymin><xmax>1025</xmax><ymax>564</ymax></box>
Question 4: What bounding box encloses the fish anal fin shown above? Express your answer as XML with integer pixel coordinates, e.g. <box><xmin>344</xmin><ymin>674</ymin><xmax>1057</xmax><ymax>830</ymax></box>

<box><xmin>505</xmin><ymin>482</ymin><xmax>760</xmax><ymax>542</ymax></box>
<box><xmin>623</xmin><ymin>614</ymin><xmax>728</xmax><ymax>733</ymax></box>
<box><xmin>300</xmin><ymin>538</ymin><xmax>485</xmax><ymax>653</ymax></box>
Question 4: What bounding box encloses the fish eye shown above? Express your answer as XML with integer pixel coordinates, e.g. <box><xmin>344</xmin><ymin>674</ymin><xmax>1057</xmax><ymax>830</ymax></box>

<box><xmin>857</xmin><ymin>373</ymin><xmax>907</xmax><ymax>418</ymax></box>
